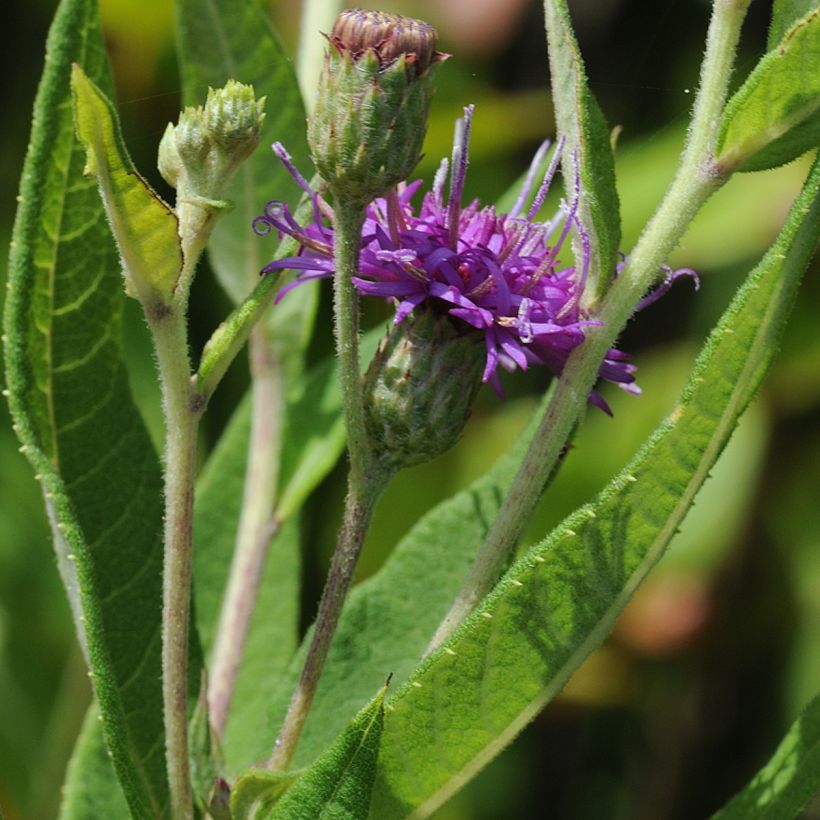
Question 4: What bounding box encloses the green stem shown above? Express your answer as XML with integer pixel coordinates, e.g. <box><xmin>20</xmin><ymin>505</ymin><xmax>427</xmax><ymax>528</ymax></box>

<box><xmin>331</xmin><ymin>203</ymin><xmax>372</xmax><ymax>485</ymax></box>
<box><xmin>269</xmin><ymin>198</ymin><xmax>380</xmax><ymax>769</ymax></box>
<box><xmin>269</xmin><ymin>475</ymin><xmax>384</xmax><ymax>770</ymax></box>
<box><xmin>208</xmin><ymin>325</ymin><xmax>283</xmax><ymax>737</ymax></box>
<box><xmin>428</xmin><ymin>0</ymin><xmax>751</xmax><ymax>652</ymax></box>
<box><xmin>149</xmin><ymin>304</ymin><xmax>198</xmax><ymax>820</ymax></box>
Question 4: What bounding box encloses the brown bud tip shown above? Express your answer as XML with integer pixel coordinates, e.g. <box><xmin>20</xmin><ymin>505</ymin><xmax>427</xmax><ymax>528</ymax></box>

<box><xmin>331</xmin><ymin>8</ymin><xmax>446</xmax><ymax>74</ymax></box>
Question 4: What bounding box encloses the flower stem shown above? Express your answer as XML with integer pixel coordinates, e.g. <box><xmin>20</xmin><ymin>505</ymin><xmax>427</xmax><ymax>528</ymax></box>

<box><xmin>269</xmin><ymin>475</ymin><xmax>383</xmax><ymax>770</ymax></box>
<box><xmin>331</xmin><ymin>203</ymin><xmax>372</xmax><ymax>486</ymax></box>
<box><xmin>208</xmin><ymin>325</ymin><xmax>283</xmax><ymax>737</ymax></box>
<box><xmin>428</xmin><ymin>0</ymin><xmax>751</xmax><ymax>651</ymax></box>
<box><xmin>269</xmin><ymin>198</ymin><xmax>382</xmax><ymax>769</ymax></box>
<box><xmin>148</xmin><ymin>304</ymin><xmax>198</xmax><ymax>820</ymax></box>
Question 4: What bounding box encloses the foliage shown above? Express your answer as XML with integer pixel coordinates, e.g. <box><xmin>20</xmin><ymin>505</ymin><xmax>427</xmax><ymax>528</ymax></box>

<box><xmin>2</xmin><ymin>0</ymin><xmax>820</xmax><ymax>818</ymax></box>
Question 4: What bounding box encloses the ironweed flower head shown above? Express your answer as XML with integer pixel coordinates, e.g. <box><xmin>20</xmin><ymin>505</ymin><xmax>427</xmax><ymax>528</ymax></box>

<box><xmin>255</xmin><ymin>105</ymin><xmax>697</xmax><ymax>413</ymax></box>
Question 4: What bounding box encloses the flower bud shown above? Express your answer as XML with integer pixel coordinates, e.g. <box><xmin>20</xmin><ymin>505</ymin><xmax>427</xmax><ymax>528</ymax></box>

<box><xmin>364</xmin><ymin>307</ymin><xmax>484</xmax><ymax>473</ymax></box>
<box><xmin>309</xmin><ymin>9</ymin><xmax>447</xmax><ymax>205</ymax></box>
<box><xmin>159</xmin><ymin>80</ymin><xmax>265</xmax><ymax>202</ymax></box>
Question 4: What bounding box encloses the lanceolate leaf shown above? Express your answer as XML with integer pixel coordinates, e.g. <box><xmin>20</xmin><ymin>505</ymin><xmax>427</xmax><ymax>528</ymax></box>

<box><xmin>718</xmin><ymin>8</ymin><xmax>820</xmax><ymax>173</ymax></box>
<box><xmin>368</xmin><ymin>157</ymin><xmax>820</xmax><ymax>818</ymax></box>
<box><xmin>4</xmin><ymin>0</ymin><xmax>168</xmax><ymax>815</ymax></box>
<box><xmin>175</xmin><ymin>0</ymin><xmax>310</xmax><ymax>305</ymax></box>
<box><xmin>543</xmin><ymin>0</ymin><xmax>621</xmax><ymax>300</ymax></box>
<box><xmin>267</xmin><ymin>689</ymin><xmax>387</xmax><ymax>820</ymax></box>
<box><xmin>712</xmin><ymin>691</ymin><xmax>820</xmax><ymax>819</ymax></box>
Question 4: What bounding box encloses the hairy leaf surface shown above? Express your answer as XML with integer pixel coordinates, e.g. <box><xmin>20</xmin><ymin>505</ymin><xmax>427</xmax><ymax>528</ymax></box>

<box><xmin>719</xmin><ymin>8</ymin><xmax>820</xmax><ymax>172</ymax></box>
<box><xmin>267</xmin><ymin>690</ymin><xmax>386</xmax><ymax>820</ymax></box>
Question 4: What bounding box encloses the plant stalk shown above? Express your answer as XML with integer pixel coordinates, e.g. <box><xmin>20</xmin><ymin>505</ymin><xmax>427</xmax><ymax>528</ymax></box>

<box><xmin>208</xmin><ymin>325</ymin><xmax>284</xmax><ymax>738</ymax></box>
<box><xmin>428</xmin><ymin>0</ymin><xmax>751</xmax><ymax>652</ymax></box>
<box><xmin>268</xmin><ymin>476</ymin><xmax>382</xmax><ymax>770</ymax></box>
<box><xmin>269</xmin><ymin>198</ymin><xmax>381</xmax><ymax>769</ymax></box>
<box><xmin>149</xmin><ymin>305</ymin><xmax>198</xmax><ymax>820</ymax></box>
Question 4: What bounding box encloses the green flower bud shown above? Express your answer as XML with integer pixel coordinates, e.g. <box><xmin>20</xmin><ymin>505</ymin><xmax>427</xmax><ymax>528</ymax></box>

<box><xmin>364</xmin><ymin>307</ymin><xmax>485</xmax><ymax>473</ymax></box>
<box><xmin>159</xmin><ymin>80</ymin><xmax>266</xmax><ymax>203</ymax></box>
<box><xmin>309</xmin><ymin>9</ymin><xmax>447</xmax><ymax>205</ymax></box>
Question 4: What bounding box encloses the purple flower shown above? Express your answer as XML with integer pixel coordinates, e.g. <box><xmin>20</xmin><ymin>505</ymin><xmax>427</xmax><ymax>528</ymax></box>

<box><xmin>254</xmin><ymin>105</ymin><xmax>697</xmax><ymax>413</ymax></box>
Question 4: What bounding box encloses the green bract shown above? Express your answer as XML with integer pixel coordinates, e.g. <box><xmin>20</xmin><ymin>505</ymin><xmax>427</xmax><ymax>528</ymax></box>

<box><xmin>364</xmin><ymin>309</ymin><xmax>485</xmax><ymax>474</ymax></box>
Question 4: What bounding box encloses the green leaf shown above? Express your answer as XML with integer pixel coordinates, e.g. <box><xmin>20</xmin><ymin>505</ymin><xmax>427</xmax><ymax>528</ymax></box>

<box><xmin>230</xmin><ymin>769</ymin><xmax>301</xmax><ymax>820</ymax></box>
<box><xmin>769</xmin><ymin>0</ymin><xmax>818</xmax><ymax>48</ymax></box>
<box><xmin>4</xmin><ymin>0</ymin><xmax>169</xmax><ymax>815</ymax></box>
<box><xmin>713</xmin><ymin>692</ymin><xmax>820</xmax><ymax>819</ymax></box>
<box><xmin>267</xmin><ymin>688</ymin><xmax>387</xmax><ymax>820</ymax></box>
<box><xmin>175</xmin><ymin>0</ymin><xmax>309</xmax><ymax>305</ymax></box>
<box><xmin>60</xmin><ymin>706</ymin><xmax>130</xmax><ymax>819</ymax></box>
<box><xmin>718</xmin><ymin>9</ymin><xmax>820</xmax><ymax>173</ymax></box>
<box><xmin>543</xmin><ymin>0</ymin><xmax>621</xmax><ymax>299</ymax></box>
<box><xmin>71</xmin><ymin>65</ymin><xmax>182</xmax><ymax>305</ymax></box>
<box><xmin>368</xmin><ymin>156</ymin><xmax>820</xmax><ymax>818</ymax></box>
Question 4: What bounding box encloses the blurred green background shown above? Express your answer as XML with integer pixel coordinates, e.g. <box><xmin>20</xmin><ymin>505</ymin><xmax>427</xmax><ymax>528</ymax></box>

<box><xmin>1</xmin><ymin>0</ymin><xmax>819</xmax><ymax>818</ymax></box>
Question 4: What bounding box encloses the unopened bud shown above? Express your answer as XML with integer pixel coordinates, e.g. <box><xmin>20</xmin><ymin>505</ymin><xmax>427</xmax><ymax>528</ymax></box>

<box><xmin>309</xmin><ymin>10</ymin><xmax>447</xmax><ymax>205</ymax></box>
<box><xmin>159</xmin><ymin>80</ymin><xmax>265</xmax><ymax>201</ymax></box>
<box><xmin>364</xmin><ymin>307</ymin><xmax>484</xmax><ymax>473</ymax></box>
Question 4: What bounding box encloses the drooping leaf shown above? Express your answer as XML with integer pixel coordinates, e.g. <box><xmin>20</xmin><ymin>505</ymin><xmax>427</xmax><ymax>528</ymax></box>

<box><xmin>368</xmin><ymin>156</ymin><xmax>820</xmax><ymax>818</ymax></box>
<box><xmin>60</xmin><ymin>706</ymin><xmax>130</xmax><ymax>819</ymax></box>
<box><xmin>713</xmin><ymin>691</ymin><xmax>820</xmax><ymax>819</ymax></box>
<box><xmin>266</xmin><ymin>688</ymin><xmax>387</xmax><ymax>820</ymax></box>
<box><xmin>718</xmin><ymin>9</ymin><xmax>820</xmax><ymax>173</ymax></box>
<box><xmin>71</xmin><ymin>65</ymin><xmax>182</xmax><ymax>305</ymax></box>
<box><xmin>4</xmin><ymin>0</ymin><xmax>169</xmax><ymax>814</ymax></box>
<box><xmin>175</xmin><ymin>0</ymin><xmax>310</xmax><ymax>306</ymax></box>
<box><xmin>543</xmin><ymin>0</ymin><xmax>621</xmax><ymax>299</ymax></box>
<box><xmin>769</xmin><ymin>0</ymin><xmax>818</xmax><ymax>48</ymax></box>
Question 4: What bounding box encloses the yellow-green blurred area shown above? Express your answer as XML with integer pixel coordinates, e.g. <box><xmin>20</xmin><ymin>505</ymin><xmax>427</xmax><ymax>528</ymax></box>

<box><xmin>1</xmin><ymin>1</ymin><xmax>819</xmax><ymax>818</ymax></box>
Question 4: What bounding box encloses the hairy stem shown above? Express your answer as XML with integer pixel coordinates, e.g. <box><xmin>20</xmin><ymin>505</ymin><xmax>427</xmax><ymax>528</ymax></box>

<box><xmin>269</xmin><ymin>476</ymin><xmax>383</xmax><ymax>770</ymax></box>
<box><xmin>428</xmin><ymin>0</ymin><xmax>750</xmax><ymax>651</ymax></box>
<box><xmin>208</xmin><ymin>325</ymin><xmax>283</xmax><ymax>738</ymax></box>
<box><xmin>331</xmin><ymin>204</ymin><xmax>372</xmax><ymax>484</ymax></box>
<box><xmin>269</xmin><ymin>198</ymin><xmax>381</xmax><ymax>768</ymax></box>
<box><xmin>149</xmin><ymin>305</ymin><xmax>198</xmax><ymax>820</ymax></box>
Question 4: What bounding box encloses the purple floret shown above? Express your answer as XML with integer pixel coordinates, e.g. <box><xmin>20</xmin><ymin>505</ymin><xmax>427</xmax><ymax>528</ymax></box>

<box><xmin>254</xmin><ymin>105</ymin><xmax>697</xmax><ymax>412</ymax></box>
